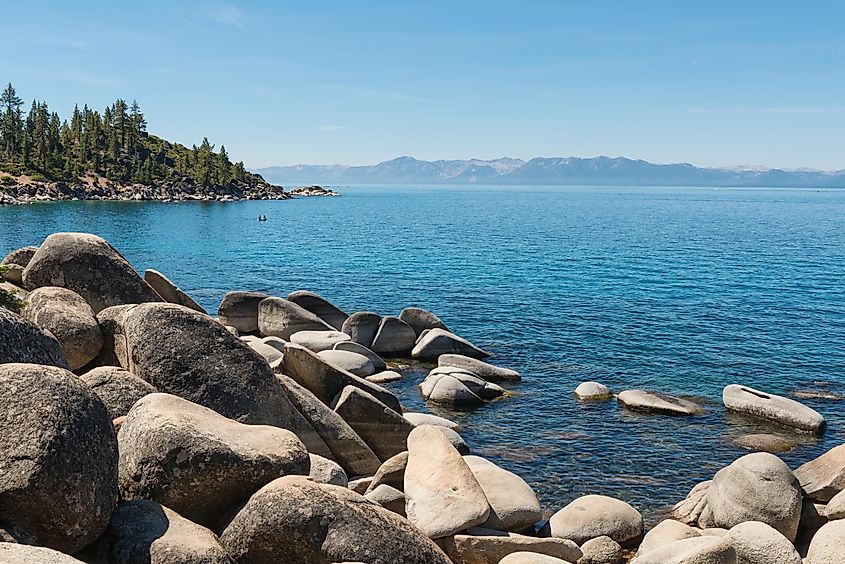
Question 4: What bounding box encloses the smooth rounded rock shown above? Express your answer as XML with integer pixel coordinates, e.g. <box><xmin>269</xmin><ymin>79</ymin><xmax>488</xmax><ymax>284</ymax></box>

<box><xmin>365</xmin><ymin>484</ymin><xmax>406</xmax><ymax>516</ymax></box>
<box><xmin>723</xmin><ymin>384</ymin><xmax>825</xmax><ymax>435</ymax></box>
<box><xmin>704</xmin><ymin>452</ymin><xmax>802</xmax><ymax>541</ymax></box>
<box><xmin>258</xmin><ymin>297</ymin><xmax>334</xmax><ymax>340</ymax></box>
<box><xmin>366</xmin><ymin>370</ymin><xmax>403</xmax><ymax>384</ymax></box>
<box><xmin>288</xmin><ymin>290</ymin><xmax>348</xmax><ymax>330</ymax></box>
<box><xmin>805</xmin><ymin>519</ymin><xmax>845</xmax><ymax>563</ymax></box>
<box><xmin>618</xmin><ymin>390</ymin><xmax>701</xmax><ymax>415</ymax></box>
<box><xmin>629</xmin><ymin>535</ymin><xmax>736</xmax><ymax>564</ymax></box>
<box><xmin>217</xmin><ymin>291</ymin><xmax>269</xmax><ymax>334</ymax></box>
<box><xmin>334</xmin><ymin>339</ymin><xmax>387</xmax><ymax>371</ymax></box>
<box><xmin>88</xmin><ymin>304</ymin><xmax>135</xmax><ymax>368</ymax></box>
<box><xmin>579</xmin><ymin>535</ymin><xmax>623</xmax><ymax>564</ymax></box>
<box><xmin>0</xmin><ymin>363</ymin><xmax>118</xmax><ymax>553</ymax></box>
<box><xmin>22</xmin><ymin>232</ymin><xmax>160</xmax><ymax>313</ymax></box>
<box><xmin>439</xmin><ymin>353</ymin><xmax>520</xmax><ymax>381</ymax></box>
<box><xmin>404</xmin><ymin>411</ymin><xmax>460</xmax><ymax>430</ymax></box>
<box><xmin>499</xmin><ymin>553</ymin><xmax>571</xmax><ymax>564</ymax></box>
<box><xmin>291</xmin><ymin>329</ymin><xmax>351</xmax><ymax>352</ymax></box>
<box><xmin>371</xmin><ymin>316</ymin><xmax>417</xmax><ymax>357</ymax></box>
<box><xmin>823</xmin><ymin>488</ymin><xmax>845</xmax><ymax>519</ymax></box>
<box><xmin>245</xmin><ymin>339</ymin><xmax>283</xmax><ymax>363</ymax></box>
<box><xmin>411</xmin><ymin>328</ymin><xmax>491</xmax><ymax>361</ymax></box>
<box><xmin>539</xmin><ymin>494</ymin><xmax>643</xmax><ymax>548</ymax></box>
<box><xmin>731</xmin><ymin>433</ymin><xmax>796</xmax><ymax>453</ymax></box>
<box><xmin>23</xmin><ymin>286</ymin><xmax>103</xmax><ymax>369</ymax></box>
<box><xmin>143</xmin><ymin>269</ymin><xmax>206</xmax><ymax>314</ymax></box>
<box><xmin>366</xmin><ymin>451</ymin><xmax>408</xmax><ymax>493</ymax></box>
<box><xmin>638</xmin><ymin>519</ymin><xmax>701</xmax><ymax>556</ymax></box>
<box><xmin>0</xmin><ymin>544</ymin><xmax>84</xmax><ymax>563</ymax></box>
<box><xmin>399</xmin><ymin>306</ymin><xmax>450</xmax><ymax>337</ymax></box>
<box><xmin>575</xmin><ymin>381</ymin><xmax>612</xmax><ymax>400</ymax></box>
<box><xmin>341</xmin><ymin>311</ymin><xmax>382</xmax><ymax>348</ymax></box>
<box><xmin>80</xmin><ymin>365</ymin><xmax>157</xmax><ymax>419</ymax></box>
<box><xmin>219</xmin><ymin>476</ymin><xmax>452</xmax><ymax>564</ymax></box>
<box><xmin>318</xmin><ymin>349</ymin><xmax>375</xmax><ymax>376</ymax></box>
<box><xmin>91</xmin><ymin>499</ymin><xmax>232</xmax><ymax>564</ymax></box>
<box><xmin>724</xmin><ymin>520</ymin><xmax>801</xmax><ymax>564</ymax></box>
<box><xmin>404</xmin><ymin>425</ymin><xmax>491</xmax><ymax>538</ymax></box>
<box><xmin>118</xmin><ymin>393</ymin><xmax>310</xmax><ymax>531</ymax></box>
<box><xmin>464</xmin><ymin>455</ymin><xmax>541</xmax><ymax>532</ymax></box>
<box><xmin>0</xmin><ymin>307</ymin><xmax>68</xmax><ymax>368</ymax></box>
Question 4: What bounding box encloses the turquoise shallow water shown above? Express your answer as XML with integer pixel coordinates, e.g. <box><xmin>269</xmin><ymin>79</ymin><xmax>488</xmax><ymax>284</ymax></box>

<box><xmin>2</xmin><ymin>185</ymin><xmax>845</xmax><ymax>519</ymax></box>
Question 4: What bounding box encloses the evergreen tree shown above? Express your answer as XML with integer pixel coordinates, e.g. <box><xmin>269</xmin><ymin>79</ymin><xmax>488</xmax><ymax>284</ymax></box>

<box><xmin>1</xmin><ymin>83</ymin><xmax>23</xmax><ymax>158</ymax></box>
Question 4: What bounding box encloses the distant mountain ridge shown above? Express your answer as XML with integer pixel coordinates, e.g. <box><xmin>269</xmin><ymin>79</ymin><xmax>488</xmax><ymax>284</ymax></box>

<box><xmin>256</xmin><ymin>156</ymin><xmax>845</xmax><ymax>188</ymax></box>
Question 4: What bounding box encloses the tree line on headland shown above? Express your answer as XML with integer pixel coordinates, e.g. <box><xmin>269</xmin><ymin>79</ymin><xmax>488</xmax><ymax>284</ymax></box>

<box><xmin>0</xmin><ymin>82</ymin><xmax>251</xmax><ymax>189</ymax></box>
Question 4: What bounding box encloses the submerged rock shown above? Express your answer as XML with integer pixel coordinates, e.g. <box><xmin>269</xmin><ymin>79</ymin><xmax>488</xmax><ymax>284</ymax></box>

<box><xmin>219</xmin><ymin>476</ymin><xmax>452</xmax><ymax>564</ymax></box>
<box><xmin>575</xmin><ymin>381</ymin><xmax>612</xmax><ymax>400</ymax></box>
<box><xmin>730</xmin><ymin>433</ymin><xmax>797</xmax><ymax>453</ymax></box>
<box><xmin>617</xmin><ymin>389</ymin><xmax>701</xmax><ymax>415</ymax></box>
<box><xmin>723</xmin><ymin>384</ymin><xmax>825</xmax><ymax>435</ymax></box>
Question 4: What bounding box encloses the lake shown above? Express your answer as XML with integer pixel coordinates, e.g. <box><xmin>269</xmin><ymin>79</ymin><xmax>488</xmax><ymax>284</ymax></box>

<box><xmin>2</xmin><ymin>184</ymin><xmax>844</xmax><ymax>520</ymax></box>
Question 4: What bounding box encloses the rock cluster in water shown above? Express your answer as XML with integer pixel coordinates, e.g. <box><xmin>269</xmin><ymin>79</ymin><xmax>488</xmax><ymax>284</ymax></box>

<box><xmin>0</xmin><ymin>231</ymin><xmax>844</xmax><ymax>563</ymax></box>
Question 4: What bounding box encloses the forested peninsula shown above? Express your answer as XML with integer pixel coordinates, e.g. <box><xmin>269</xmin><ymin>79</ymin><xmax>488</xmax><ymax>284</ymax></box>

<box><xmin>0</xmin><ymin>83</ymin><xmax>300</xmax><ymax>203</ymax></box>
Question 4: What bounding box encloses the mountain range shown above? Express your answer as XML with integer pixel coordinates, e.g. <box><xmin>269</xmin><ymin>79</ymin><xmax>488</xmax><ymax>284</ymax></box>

<box><xmin>255</xmin><ymin>156</ymin><xmax>845</xmax><ymax>188</ymax></box>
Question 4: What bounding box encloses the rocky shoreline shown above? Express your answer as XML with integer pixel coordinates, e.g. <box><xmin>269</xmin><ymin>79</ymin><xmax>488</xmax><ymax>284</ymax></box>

<box><xmin>0</xmin><ymin>233</ymin><xmax>844</xmax><ymax>563</ymax></box>
<box><xmin>0</xmin><ymin>179</ymin><xmax>339</xmax><ymax>204</ymax></box>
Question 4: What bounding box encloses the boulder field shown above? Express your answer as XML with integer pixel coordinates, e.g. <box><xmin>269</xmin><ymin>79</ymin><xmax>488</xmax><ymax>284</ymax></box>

<box><xmin>1</xmin><ymin>232</ymin><xmax>844</xmax><ymax>563</ymax></box>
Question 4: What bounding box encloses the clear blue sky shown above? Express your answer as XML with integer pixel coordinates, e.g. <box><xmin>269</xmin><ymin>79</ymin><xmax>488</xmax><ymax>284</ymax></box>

<box><xmin>2</xmin><ymin>1</ymin><xmax>843</xmax><ymax>170</ymax></box>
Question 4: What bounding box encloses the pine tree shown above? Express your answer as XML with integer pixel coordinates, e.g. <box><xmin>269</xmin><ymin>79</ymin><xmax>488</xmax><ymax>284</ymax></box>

<box><xmin>1</xmin><ymin>83</ymin><xmax>23</xmax><ymax>158</ymax></box>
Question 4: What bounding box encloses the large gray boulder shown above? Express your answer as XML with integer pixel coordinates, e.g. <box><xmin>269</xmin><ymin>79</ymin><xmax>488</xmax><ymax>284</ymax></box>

<box><xmin>308</xmin><ymin>454</ymin><xmax>348</xmax><ymax>487</ymax></box>
<box><xmin>1</xmin><ymin>245</ymin><xmax>38</xmax><ymax>268</ymax></box>
<box><xmin>341</xmin><ymin>311</ymin><xmax>382</xmax><ymax>347</ymax></box>
<box><xmin>277</xmin><ymin>375</ymin><xmax>381</xmax><ymax>476</ymax></box>
<box><xmin>219</xmin><ymin>476</ymin><xmax>452</xmax><ymax>564</ymax></box>
<box><xmin>539</xmin><ymin>494</ymin><xmax>643</xmax><ymax>548</ymax></box>
<box><xmin>91</xmin><ymin>499</ymin><xmax>233</xmax><ymax>564</ymax></box>
<box><xmin>22</xmin><ymin>232</ymin><xmax>160</xmax><ymax>313</ymax></box>
<box><xmin>404</xmin><ymin>425</ymin><xmax>490</xmax><ymax>538</ymax></box>
<box><xmin>288</xmin><ymin>290</ymin><xmax>349</xmax><ymax>330</ymax></box>
<box><xmin>412</xmin><ymin>328</ymin><xmax>491</xmax><ymax>360</ymax></box>
<box><xmin>0</xmin><ymin>544</ymin><xmax>85</xmax><ymax>563</ymax></box>
<box><xmin>217</xmin><ymin>291</ymin><xmax>268</xmax><ymax>334</ymax></box>
<box><xmin>143</xmin><ymin>269</ymin><xmax>207</xmax><ymax>314</ymax></box>
<box><xmin>805</xmin><ymin>519</ymin><xmax>845</xmax><ymax>563</ymax></box>
<box><xmin>281</xmin><ymin>342</ymin><xmax>402</xmax><ymax>412</ymax></box>
<box><xmin>703</xmin><ymin>453</ymin><xmax>802</xmax><ymax>541</ymax></box>
<box><xmin>796</xmin><ymin>444</ymin><xmax>845</xmax><ymax>502</ymax></box>
<box><xmin>122</xmin><ymin>303</ymin><xmax>322</xmax><ymax>446</ymax></box>
<box><xmin>0</xmin><ymin>307</ymin><xmax>68</xmax><ymax>368</ymax></box>
<box><xmin>724</xmin><ymin>521</ymin><xmax>801</xmax><ymax>564</ymax></box>
<box><xmin>464</xmin><ymin>455</ymin><xmax>541</xmax><ymax>532</ymax></box>
<box><xmin>0</xmin><ymin>363</ymin><xmax>118</xmax><ymax>553</ymax></box>
<box><xmin>333</xmin><ymin>386</ymin><xmax>415</xmax><ymax>461</ymax></box>
<box><xmin>371</xmin><ymin>316</ymin><xmax>417</xmax><ymax>357</ymax></box>
<box><xmin>22</xmin><ymin>286</ymin><xmax>102</xmax><ymax>370</ymax></box>
<box><xmin>723</xmin><ymin>384</ymin><xmax>825</xmax><ymax>435</ymax></box>
<box><xmin>399</xmin><ymin>306</ymin><xmax>450</xmax><ymax>337</ymax></box>
<box><xmin>80</xmin><ymin>366</ymin><xmax>157</xmax><ymax>419</ymax></box>
<box><xmin>439</xmin><ymin>354</ymin><xmax>520</xmax><ymax>381</ymax></box>
<box><xmin>617</xmin><ymin>390</ymin><xmax>701</xmax><ymax>415</ymax></box>
<box><xmin>442</xmin><ymin>528</ymin><xmax>582</xmax><ymax>564</ymax></box>
<box><xmin>420</xmin><ymin>367</ymin><xmax>505</xmax><ymax>406</ymax></box>
<box><xmin>258</xmin><ymin>297</ymin><xmax>334</xmax><ymax>340</ymax></box>
<box><xmin>118</xmin><ymin>393</ymin><xmax>310</xmax><ymax>531</ymax></box>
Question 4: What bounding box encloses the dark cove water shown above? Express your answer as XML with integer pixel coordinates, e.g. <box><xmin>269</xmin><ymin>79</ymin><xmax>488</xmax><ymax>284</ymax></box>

<box><xmin>2</xmin><ymin>185</ymin><xmax>844</xmax><ymax>520</ymax></box>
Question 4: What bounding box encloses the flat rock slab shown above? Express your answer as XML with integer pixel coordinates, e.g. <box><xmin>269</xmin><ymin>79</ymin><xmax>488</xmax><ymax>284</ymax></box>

<box><xmin>723</xmin><ymin>384</ymin><xmax>825</xmax><ymax>435</ymax></box>
<box><xmin>443</xmin><ymin>528</ymin><xmax>582</xmax><ymax>564</ymax></box>
<box><xmin>404</xmin><ymin>425</ymin><xmax>490</xmax><ymax>539</ymax></box>
<box><xmin>617</xmin><ymin>389</ymin><xmax>702</xmax><ymax>415</ymax></box>
<box><xmin>795</xmin><ymin>443</ymin><xmax>845</xmax><ymax>502</ymax></box>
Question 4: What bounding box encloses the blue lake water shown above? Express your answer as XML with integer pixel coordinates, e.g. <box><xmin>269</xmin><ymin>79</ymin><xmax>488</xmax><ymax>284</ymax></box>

<box><xmin>2</xmin><ymin>184</ymin><xmax>845</xmax><ymax>520</ymax></box>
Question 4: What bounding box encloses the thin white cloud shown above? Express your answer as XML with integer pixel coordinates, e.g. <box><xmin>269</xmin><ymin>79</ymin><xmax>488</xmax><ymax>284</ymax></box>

<box><xmin>210</xmin><ymin>5</ymin><xmax>245</xmax><ymax>27</ymax></box>
<box><xmin>316</xmin><ymin>125</ymin><xmax>348</xmax><ymax>132</ymax></box>
<box><xmin>690</xmin><ymin>107</ymin><xmax>845</xmax><ymax>114</ymax></box>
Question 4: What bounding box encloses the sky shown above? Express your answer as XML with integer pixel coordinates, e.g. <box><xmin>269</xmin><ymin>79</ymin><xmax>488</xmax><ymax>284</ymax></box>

<box><xmin>2</xmin><ymin>1</ymin><xmax>844</xmax><ymax>170</ymax></box>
